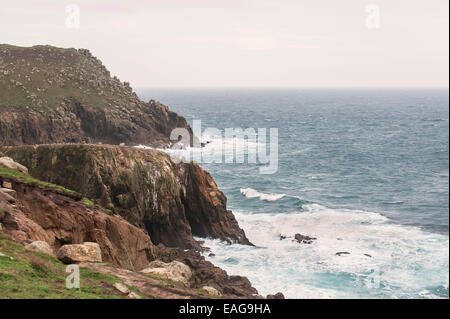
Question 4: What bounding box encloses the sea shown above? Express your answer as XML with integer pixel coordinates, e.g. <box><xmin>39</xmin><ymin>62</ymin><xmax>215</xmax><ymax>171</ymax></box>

<box><xmin>136</xmin><ymin>88</ymin><xmax>449</xmax><ymax>299</ymax></box>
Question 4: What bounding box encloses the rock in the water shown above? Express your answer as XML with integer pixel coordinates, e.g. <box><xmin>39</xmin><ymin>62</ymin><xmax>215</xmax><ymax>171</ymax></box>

<box><xmin>202</xmin><ymin>286</ymin><xmax>221</xmax><ymax>296</ymax></box>
<box><xmin>294</xmin><ymin>233</ymin><xmax>316</xmax><ymax>244</ymax></box>
<box><xmin>336</xmin><ymin>252</ymin><xmax>350</xmax><ymax>256</ymax></box>
<box><xmin>25</xmin><ymin>241</ymin><xmax>53</xmax><ymax>256</ymax></box>
<box><xmin>280</xmin><ymin>235</ymin><xmax>287</xmax><ymax>240</ymax></box>
<box><xmin>57</xmin><ymin>242</ymin><xmax>102</xmax><ymax>264</ymax></box>
<box><xmin>0</xmin><ymin>157</ymin><xmax>28</xmax><ymax>173</ymax></box>
<box><xmin>266</xmin><ymin>292</ymin><xmax>285</xmax><ymax>299</ymax></box>
<box><xmin>127</xmin><ymin>292</ymin><xmax>141</xmax><ymax>299</ymax></box>
<box><xmin>113</xmin><ymin>283</ymin><xmax>130</xmax><ymax>295</ymax></box>
<box><xmin>140</xmin><ymin>260</ymin><xmax>192</xmax><ymax>286</ymax></box>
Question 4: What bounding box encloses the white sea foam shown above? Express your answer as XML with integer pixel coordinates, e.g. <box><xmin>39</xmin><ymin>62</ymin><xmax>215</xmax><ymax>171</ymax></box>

<box><xmin>137</xmin><ymin>135</ymin><xmax>266</xmax><ymax>165</ymax></box>
<box><xmin>240</xmin><ymin>188</ymin><xmax>286</xmax><ymax>201</ymax></box>
<box><xmin>199</xmin><ymin>204</ymin><xmax>449</xmax><ymax>299</ymax></box>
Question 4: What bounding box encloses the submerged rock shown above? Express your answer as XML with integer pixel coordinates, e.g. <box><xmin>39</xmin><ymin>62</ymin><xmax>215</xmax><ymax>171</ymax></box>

<box><xmin>336</xmin><ymin>252</ymin><xmax>350</xmax><ymax>256</ymax></box>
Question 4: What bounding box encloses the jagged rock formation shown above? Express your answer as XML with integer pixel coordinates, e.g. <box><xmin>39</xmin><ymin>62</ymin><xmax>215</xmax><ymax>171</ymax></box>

<box><xmin>0</xmin><ymin>44</ymin><xmax>191</xmax><ymax>147</ymax></box>
<box><xmin>2</xmin><ymin>144</ymin><xmax>252</xmax><ymax>248</ymax></box>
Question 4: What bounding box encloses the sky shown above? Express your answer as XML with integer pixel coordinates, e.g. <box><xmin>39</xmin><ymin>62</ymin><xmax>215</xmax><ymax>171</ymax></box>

<box><xmin>1</xmin><ymin>0</ymin><xmax>448</xmax><ymax>87</ymax></box>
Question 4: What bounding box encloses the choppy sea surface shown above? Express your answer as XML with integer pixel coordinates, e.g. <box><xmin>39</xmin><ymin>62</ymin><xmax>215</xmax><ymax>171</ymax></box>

<box><xmin>137</xmin><ymin>88</ymin><xmax>449</xmax><ymax>299</ymax></box>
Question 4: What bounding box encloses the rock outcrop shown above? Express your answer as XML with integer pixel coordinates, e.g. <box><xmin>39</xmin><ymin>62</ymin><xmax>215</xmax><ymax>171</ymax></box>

<box><xmin>141</xmin><ymin>260</ymin><xmax>193</xmax><ymax>286</ymax></box>
<box><xmin>57</xmin><ymin>242</ymin><xmax>103</xmax><ymax>264</ymax></box>
<box><xmin>155</xmin><ymin>245</ymin><xmax>259</xmax><ymax>297</ymax></box>
<box><xmin>0</xmin><ymin>170</ymin><xmax>155</xmax><ymax>271</ymax></box>
<box><xmin>25</xmin><ymin>241</ymin><xmax>54</xmax><ymax>255</ymax></box>
<box><xmin>0</xmin><ymin>156</ymin><xmax>28</xmax><ymax>173</ymax></box>
<box><xmin>294</xmin><ymin>233</ymin><xmax>316</xmax><ymax>244</ymax></box>
<box><xmin>3</xmin><ymin>144</ymin><xmax>251</xmax><ymax>249</ymax></box>
<box><xmin>0</xmin><ymin>44</ymin><xmax>192</xmax><ymax>147</ymax></box>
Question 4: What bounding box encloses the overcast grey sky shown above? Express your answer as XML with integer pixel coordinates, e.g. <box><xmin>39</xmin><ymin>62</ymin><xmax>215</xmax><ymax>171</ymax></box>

<box><xmin>1</xmin><ymin>0</ymin><xmax>448</xmax><ymax>87</ymax></box>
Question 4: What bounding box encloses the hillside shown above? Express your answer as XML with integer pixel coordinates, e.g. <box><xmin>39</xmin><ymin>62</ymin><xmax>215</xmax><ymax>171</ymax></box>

<box><xmin>0</xmin><ymin>44</ymin><xmax>191</xmax><ymax>146</ymax></box>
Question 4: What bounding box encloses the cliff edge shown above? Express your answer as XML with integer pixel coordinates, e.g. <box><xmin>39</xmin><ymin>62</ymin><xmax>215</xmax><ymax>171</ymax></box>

<box><xmin>0</xmin><ymin>44</ymin><xmax>191</xmax><ymax>147</ymax></box>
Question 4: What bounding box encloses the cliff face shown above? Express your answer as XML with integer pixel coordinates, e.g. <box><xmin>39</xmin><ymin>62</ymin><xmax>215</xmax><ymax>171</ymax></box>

<box><xmin>0</xmin><ymin>45</ymin><xmax>191</xmax><ymax>147</ymax></box>
<box><xmin>3</xmin><ymin>145</ymin><xmax>251</xmax><ymax>249</ymax></box>
<box><xmin>0</xmin><ymin>166</ymin><xmax>259</xmax><ymax>297</ymax></box>
<box><xmin>0</xmin><ymin>170</ymin><xmax>155</xmax><ymax>271</ymax></box>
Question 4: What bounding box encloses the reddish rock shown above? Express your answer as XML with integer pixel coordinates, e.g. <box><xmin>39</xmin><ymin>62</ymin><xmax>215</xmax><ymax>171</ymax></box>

<box><xmin>4</xmin><ymin>145</ymin><xmax>252</xmax><ymax>249</ymax></box>
<box><xmin>0</xmin><ymin>180</ymin><xmax>155</xmax><ymax>271</ymax></box>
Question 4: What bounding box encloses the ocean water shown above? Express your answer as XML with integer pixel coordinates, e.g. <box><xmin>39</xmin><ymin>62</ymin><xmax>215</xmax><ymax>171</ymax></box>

<box><xmin>136</xmin><ymin>88</ymin><xmax>449</xmax><ymax>299</ymax></box>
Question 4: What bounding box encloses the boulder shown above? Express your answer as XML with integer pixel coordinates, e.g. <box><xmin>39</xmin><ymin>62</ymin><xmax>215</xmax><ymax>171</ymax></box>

<box><xmin>127</xmin><ymin>292</ymin><xmax>141</xmax><ymax>299</ymax></box>
<box><xmin>202</xmin><ymin>286</ymin><xmax>221</xmax><ymax>296</ymax></box>
<box><xmin>57</xmin><ymin>242</ymin><xmax>102</xmax><ymax>264</ymax></box>
<box><xmin>294</xmin><ymin>233</ymin><xmax>316</xmax><ymax>244</ymax></box>
<box><xmin>266</xmin><ymin>292</ymin><xmax>285</xmax><ymax>299</ymax></box>
<box><xmin>113</xmin><ymin>283</ymin><xmax>130</xmax><ymax>295</ymax></box>
<box><xmin>141</xmin><ymin>260</ymin><xmax>192</xmax><ymax>286</ymax></box>
<box><xmin>0</xmin><ymin>157</ymin><xmax>28</xmax><ymax>173</ymax></box>
<box><xmin>25</xmin><ymin>241</ymin><xmax>53</xmax><ymax>255</ymax></box>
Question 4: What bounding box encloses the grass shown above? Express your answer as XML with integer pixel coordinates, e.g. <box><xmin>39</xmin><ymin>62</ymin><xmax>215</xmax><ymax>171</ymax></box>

<box><xmin>0</xmin><ymin>166</ymin><xmax>112</xmax><ymax>214</ymax></box>
<box><xmin>0</xmin><ymin>44</ymin><xmax>135</xmax><ymax>112</ymax></box>
<box><xmin>0</xmin><ymin>166</ymin><xmax>77</xmax><ymax>196</ymax></box>
<box><xmin>0</xmin><ymin>233</ymin><xmax>129</xmax><ymax>299</ymax></box>
<box><xmin>81</xmin><ymin>197</ymin><xmax>94</xmax><ymax>207</ymax></box>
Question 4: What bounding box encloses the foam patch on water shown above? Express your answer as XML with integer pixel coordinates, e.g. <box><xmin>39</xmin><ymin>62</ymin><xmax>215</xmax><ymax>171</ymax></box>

<box><xmin>240</xmin><ymin>188</ymin><xmax>286</xmax><ymax>201</ymax></box>
<box><xmin>199</xmin><ymin>204</ymin><xmax>449</xmax><ymax>299</ymax></box>
<box><xmin>137</xmin><ymin>134</ymin><xmax>266</xmax><ymax>164</ymax></box>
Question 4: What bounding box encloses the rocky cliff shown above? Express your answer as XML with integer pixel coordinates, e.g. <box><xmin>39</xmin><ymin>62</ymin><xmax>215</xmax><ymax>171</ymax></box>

<box><xmin>0</xmin><ymin>166</ymin><xmax>155</xmax><ymax>271</ymax></box>
<box><xmin>2</xmin><ymin>144</ymin><xmax>252</xmax><ymax>249</ymax></box>
<box><xmin>0</xmin><ymin>44</ymin><xmax>191</xmax><ymax>147</ymax></box>
<box><xmin>0</xmin><ymin>160</ymin><xmax>259</xmax><ymax>297</ymax></box>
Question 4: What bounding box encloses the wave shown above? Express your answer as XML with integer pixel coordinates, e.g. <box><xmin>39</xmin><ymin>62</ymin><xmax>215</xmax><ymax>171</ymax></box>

<box><xmin>199</xmin><ymin>204</ymin><xmax>449</xmax><ymax>299</ymax></box>
<box><xmin>240</xmin><ymin>188</ymin><xmax>286</xmax><ymax>201</ymax></box>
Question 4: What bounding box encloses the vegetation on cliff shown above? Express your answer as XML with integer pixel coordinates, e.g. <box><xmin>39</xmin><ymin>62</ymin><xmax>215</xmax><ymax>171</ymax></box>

<box><xmin>0</xmin><ymin>44</ymin><xmax>191</xmax><ymax>146</ymax></box>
